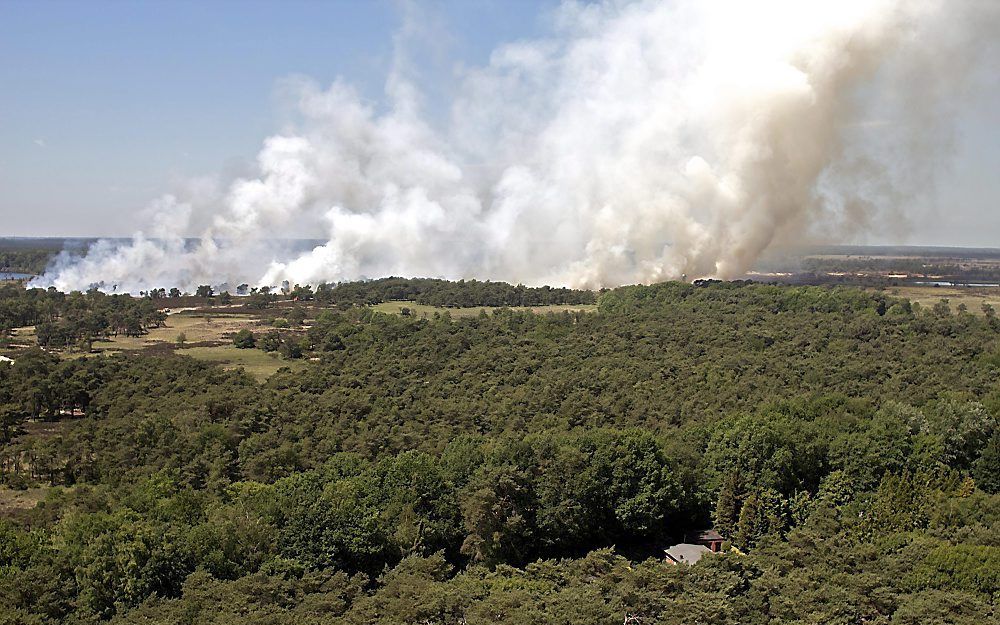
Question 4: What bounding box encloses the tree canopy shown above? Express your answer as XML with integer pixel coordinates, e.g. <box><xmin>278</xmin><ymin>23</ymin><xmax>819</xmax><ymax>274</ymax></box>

<box><xmin>1</xmin><ymin>280</ymin><xmax>998</xmax><ymax>623</ymax></box>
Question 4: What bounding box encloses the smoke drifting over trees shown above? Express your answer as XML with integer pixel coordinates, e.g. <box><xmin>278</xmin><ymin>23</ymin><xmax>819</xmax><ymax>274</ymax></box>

<box><xmin>36</xmin><ymin>0</ymin><xmax>999</xmax><ymax>293</ymax></box>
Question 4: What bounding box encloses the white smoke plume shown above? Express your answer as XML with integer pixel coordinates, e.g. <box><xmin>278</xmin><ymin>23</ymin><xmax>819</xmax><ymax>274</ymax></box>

<box><xmin>35</xmin><ymin>0</ymin><xmax>999</xmax><ymax>293</ymax></box>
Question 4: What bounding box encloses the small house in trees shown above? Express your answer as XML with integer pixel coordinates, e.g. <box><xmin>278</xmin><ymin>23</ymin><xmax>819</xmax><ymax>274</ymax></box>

<box><xmin>664</xmin><ymin>543</ymin><xmax>712</xmax><ymax>565</ymax></box>
<box><xmin>687</xmin><ymin>529</ymin><xmax>725</xmax><ymax>552</ymax></box>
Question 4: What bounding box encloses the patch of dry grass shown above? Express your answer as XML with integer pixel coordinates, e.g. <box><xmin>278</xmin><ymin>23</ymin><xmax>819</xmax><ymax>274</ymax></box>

<box><xmin>8</xmin><ymin>325</ymin><xmax>36</xmax><ymax>345</ymax></box>
<box><xmin>92</xmin><ymin>313</ymin><xmax>262</xmax><ymax>352</ymax></box>
<box><xmin>178</xmin><ymin>344</ymin><xmax>305</xmax><ymax>380</ymax></box>
<box><xmin>0</xmin><ymin>486</ymin><xmax>49</xmax><ymax>517</ymax></box>
<box><xmin>880</xmin><ymin>286</ymin><xmax>1000</xmax><ymax>315</ymax></box>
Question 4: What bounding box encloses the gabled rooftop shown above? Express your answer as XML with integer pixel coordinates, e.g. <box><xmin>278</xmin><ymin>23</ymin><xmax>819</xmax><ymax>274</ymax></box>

<box><xmin>665</xmin><ymin>543</ymin><xmax>712</xmax><ymax>565</ymax></box>
<box><xmin>690</xmin><ymin>529</ymin><xmax>724</xmax><ymax>542</ymax></box>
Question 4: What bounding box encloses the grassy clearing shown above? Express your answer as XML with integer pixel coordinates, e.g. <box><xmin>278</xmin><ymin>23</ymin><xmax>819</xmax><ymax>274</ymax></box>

<box><xmin>11</xmin><ymin>312</ymin><xmax>300</xmax><ymax>379</ymax></box>
<box><xmin>880</xmin><ymin>285</ymin><xmax>1000</xmax><ymax>315</ymax></box>
<box><xmin>92</xmin><ymin>312</ymin><xmax>261</xmax><ymax>352</ymax></box>
<box><xmin>9</xmin><ymin>325</ymin><xmax>36</xmax><ymax>344</ymax></box>
<box><xmin>0</xmin><ymin>486</ymin><xmax>49</xmax><ymax>517</ymax></box>
<box><xmin>178</xmin><ymin>344</ymin><xmax>305</xmax><ymax>380</ymax></box>
<box><xmin>371</xmin><ymin>301</ymin><xmax>598</xmax><ymax>318</ymax></box>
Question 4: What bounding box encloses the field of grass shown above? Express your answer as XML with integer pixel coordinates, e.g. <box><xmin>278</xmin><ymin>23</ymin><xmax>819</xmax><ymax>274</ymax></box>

<box><xmin>8</xmin><ymin>324</ymin><xmax>36</xmax><ymax>345</ymax></box>
<box><xmin>7</xmin><ymin>310</ymin><xmax>302</xmax><ymax>379</ymax></box>
<box><xmin>881</xmin><ymin>285</ymin><xmax>1000</xmax><ymax>315</ymax></box>
<box><xmin>92</xmin><ymin>312</ymin><xmax>260</xmax><ymax>352</ymax></box>
<box><xmin>0</xmin><ymin>486</ymin><xmax>49</xmax><ymax>517</ymax></box>
<box><xmin>178</xmin><ymin>344</ymin><xmax>305</xmax><ymax>380</ymax></box>
<box><xmin>370</xmin><ymin>301</ymin><xmax>598</xmax><ymax>318</ymax></box>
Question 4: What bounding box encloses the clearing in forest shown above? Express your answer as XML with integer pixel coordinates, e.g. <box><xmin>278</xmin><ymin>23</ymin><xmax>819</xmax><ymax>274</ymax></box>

<box><xmin>880</xmin><ymin>285</ymin><xmax>1000</xmax><ymax>314</ymax></box>
<box><xmin>179</xmin><ymin>345</ymin><xmax>305</xmax><ymax>380</ymax></box>
<box><xmin>90</xmin><ymin>312</ymin><xmax>260</xmax><ymax>352</ymax></box>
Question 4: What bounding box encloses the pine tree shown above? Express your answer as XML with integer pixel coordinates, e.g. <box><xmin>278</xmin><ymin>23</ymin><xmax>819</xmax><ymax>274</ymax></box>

<box><xmin>714</xmin><ymin>470</ymin><xmax>744</xmax><ymax>539</ymax></box>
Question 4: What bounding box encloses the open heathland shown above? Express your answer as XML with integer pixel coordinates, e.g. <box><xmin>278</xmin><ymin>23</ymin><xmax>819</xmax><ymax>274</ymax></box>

<box><xmin>880</xmin><ymin>284</ymin><xmax>1000</xmax><ymax>316</ymax></box>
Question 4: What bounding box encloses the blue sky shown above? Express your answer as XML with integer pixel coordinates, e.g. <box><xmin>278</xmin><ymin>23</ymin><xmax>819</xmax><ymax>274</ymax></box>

<box><xmin>1</xmin><ymin>0</ymin><xmax>997</xmax><ymax>245</ymax></box>
<box><xmin>0</xmin><ymin>0</ymin><xmax>556</xmax><ymax>236</ymax></box>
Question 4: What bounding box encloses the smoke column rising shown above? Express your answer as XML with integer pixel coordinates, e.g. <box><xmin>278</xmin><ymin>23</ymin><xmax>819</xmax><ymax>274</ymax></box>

<box><xmin>36</xmin><ymin>0</ymin><xmax>999</xmax><ymax>292</ymax></box>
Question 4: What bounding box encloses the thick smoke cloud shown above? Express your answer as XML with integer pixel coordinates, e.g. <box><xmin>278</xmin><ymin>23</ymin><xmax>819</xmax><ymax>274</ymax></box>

<box><xmin>36</xmin><ymin>0</ymin><xmax>999</xmax><ymax>293</ymax></box>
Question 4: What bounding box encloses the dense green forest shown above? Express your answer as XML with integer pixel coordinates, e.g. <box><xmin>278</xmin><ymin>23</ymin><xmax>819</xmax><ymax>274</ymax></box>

<box><xmin>1</xmin><ymin>281</ymin><xmax>998</xmax><ymax>623</ymax></box>
<box><xmin>311</xmin><ymin>277</ymin><xmax>598</xmax><ymax>307</ymax></box>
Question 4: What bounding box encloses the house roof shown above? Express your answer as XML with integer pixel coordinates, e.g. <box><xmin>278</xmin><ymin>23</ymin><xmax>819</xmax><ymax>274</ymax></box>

<box><xmin>690</xmin><ymin>529</ymin><xmax>724</xmax><ymax>542</ymax></box>
<box><xmin>665</xmin><ymin>543</ymin><xmax>712</xmax><ymax>564</ymax></box>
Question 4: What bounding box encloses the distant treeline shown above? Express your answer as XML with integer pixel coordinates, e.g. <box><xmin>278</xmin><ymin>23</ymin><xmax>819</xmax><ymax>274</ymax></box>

<box><xmin>805</xmin><ymin>245</ymin><xmax>1000</xmax><ymax>260</ymax></box>
<box><xmin>313</xmin><ymin>277</ymin><xmax>597</xmax><ymax>307</ymax></box>
<box><xmin>0</xmin><ymin>250</ymin><xmax>55</xmax><ymax>275</ymax></box>
<box><xmin>0</xmin><ymin>238</ymin><xmax>96</xmax><ymax>275</ymax></box>
<box><xmin>802</xmin><ymin>256</ymin><xmax>1000</xmax><ymax>282</ymax></box>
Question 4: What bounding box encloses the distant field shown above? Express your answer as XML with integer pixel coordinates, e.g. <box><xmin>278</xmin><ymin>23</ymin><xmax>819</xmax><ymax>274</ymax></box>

<box><xmin>880</xmin><ymin>285</ymin><xmax>1000</xmax><ymax>314</ymax></box>
<box><xmin>0</xmin><ymin>311</ymin><xmax>299</xmax><ymax>379</ymax></box>
<box><xmin>370</xmin><ymin>301</ymin><xmax>599</xmax><ymax>318</ymax></box>
<box><xmin>92</xmin><ymin>312</ymin><xmax>260</xmax><ymax>352</ymax></box>
<box><xmin>86</xmin><ymin>311</ymin><xmax>302</xmax><ymax>379</ymax></box>
<box><xmin>178</xmin><ymin>344</ymin><xmax>305</xmax><ymax>380</ymax></box>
